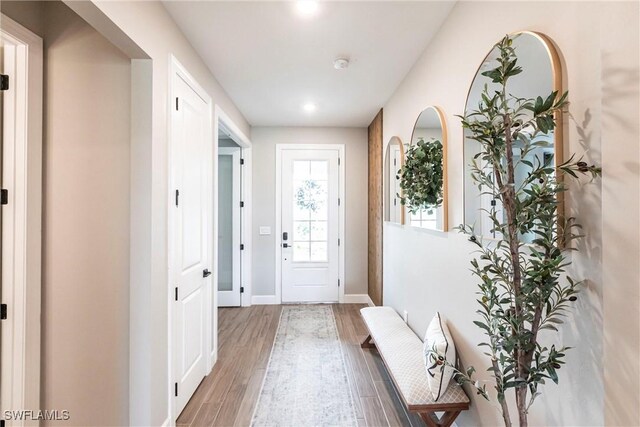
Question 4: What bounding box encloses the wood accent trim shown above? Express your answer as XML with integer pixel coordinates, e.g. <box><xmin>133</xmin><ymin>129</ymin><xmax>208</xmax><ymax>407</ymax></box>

<box><xmin>367</xmin><ymin>109</ymin><xmax>383</xmax><ymax>306</ymax></box>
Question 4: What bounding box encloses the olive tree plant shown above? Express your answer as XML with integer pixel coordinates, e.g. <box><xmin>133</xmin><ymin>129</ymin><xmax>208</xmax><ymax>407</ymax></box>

<box><xmin>449</xmin><ymin>35</ymin><xmax>600</xmax><ymax>427</ymax></box>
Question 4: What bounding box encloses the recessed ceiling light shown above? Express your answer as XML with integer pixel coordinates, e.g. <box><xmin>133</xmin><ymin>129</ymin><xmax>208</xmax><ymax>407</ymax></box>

<box><xmin>296</xmin><ymin>0</ymin><xmax>318</xmax><ymax>17</ymax></box>
<box><xmin>303</xmin><ymin>102</ymin><xmax>317</xmax><ymax>113</ymax></box>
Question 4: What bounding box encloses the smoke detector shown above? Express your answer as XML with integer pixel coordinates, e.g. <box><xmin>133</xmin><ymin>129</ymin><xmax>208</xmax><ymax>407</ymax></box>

<box><xmin>333</xmin><ymin>58</ymin><xmax>350</xmax><ymax>70</ymax></box>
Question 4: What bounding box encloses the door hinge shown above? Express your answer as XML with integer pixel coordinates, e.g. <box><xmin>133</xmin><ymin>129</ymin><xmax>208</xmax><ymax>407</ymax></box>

<box><xmin>240</xmin><ymin>286</ymin><xmax>245</xmax><ymax>294</ymax></box>
<box><xmin>1</xmin><ymin>304</ymin><xmax>7</xmax><ymax>320</ymax></box>
<box><xmin>394</xmin><ymin>158</ymin><xmax>397</xmax><ymax>166</ymax></box>
<box><xmin>175</xmin><ymin>287</ymin><xmax>178</xmax><ymax>301</ymax></box>
<box><xmin>240</xmin><ymin>201</ymin><xmax>244</xmax><ymax>208</ymax></box>
<box><xmin>175</xmin><ymin>189</ymin><xmax>179</xmax><ymax>206</ymax></box>
<box><xmin>0</xmin><ymin>74</ymin><xmax>8</xmax><ymax>91</ymax></box>
<box><xmin>338</xmin><ymin>198</ymin><xmax>341</xmax><ymax>206</ymax></box>
<box><xmin>338</xmin><ymin>157</ymin><xmax>341</xmax><ymax>166</ymax></box>
<box><xmin>338</xmin><ymin>238</ymin><xmax>341</xmax><ymax>246</ymax></box>
<box><xmin>1</xmin><ymin>189</ymin><xmax>8</xmax><ymax>205</ymax></box>
<box><xmin>338</xmin><ymin>279</ymin><xmax>341</xmax><ymax>288</ymax></box>
<box><xmin>174</xmin><ymin>382</ymin><xmax>178</xmax><ymax>397</ymax></box>
<box><xmin>393</xmin><ymin>198</ymin><xmax>397</xmax><ymax>206</ymax></box>
<box><xmin>175</xmin><ymin>97</ymin><xmax>179</xmax><ymax>111</ymax></box>
<box><xmin>240</xmin><ymin>158</ymin><xmax>245</xmax><ymax>165</ymax></box>
<box><xmin>240</xmin><ymin>244</ymin><xmax>244</xmax><ymax>250</ymax></box>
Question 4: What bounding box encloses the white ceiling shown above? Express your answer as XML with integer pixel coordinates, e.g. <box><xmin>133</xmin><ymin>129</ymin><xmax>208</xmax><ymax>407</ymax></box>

<box><xmin>163</xmin><ymin>1</ymin><xmax>455</xmax><ymax>127</ymax></box>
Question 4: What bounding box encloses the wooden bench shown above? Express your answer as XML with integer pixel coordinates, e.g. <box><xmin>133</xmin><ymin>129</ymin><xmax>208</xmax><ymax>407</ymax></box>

<box><xmin>360</xmin><ymin>307</ymin><xmax>470</xmax><ymax>427</ymax></box>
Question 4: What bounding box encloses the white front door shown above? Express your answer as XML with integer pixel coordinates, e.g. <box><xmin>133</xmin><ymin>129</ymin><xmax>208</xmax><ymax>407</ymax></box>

<box><xmin>217</xmin><ymin>148</ymin><xmax>242</xmax><ymax>307</ymax></box>
<box><xmin>171</xmin><ymin>74</ymin><xmax>210</xmax><ymax>415</ymax></box>
<box><xmin>280</xmin><ymin>148</ymin><xmax>340</xmax><ymax>303</ymax></box>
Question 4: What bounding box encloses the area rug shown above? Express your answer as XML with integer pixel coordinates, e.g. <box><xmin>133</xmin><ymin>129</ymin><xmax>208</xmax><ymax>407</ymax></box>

<box><xmin>251</xmin><ymin>305</ymin><xmax>358</xmax><ymax>427</ymax></box>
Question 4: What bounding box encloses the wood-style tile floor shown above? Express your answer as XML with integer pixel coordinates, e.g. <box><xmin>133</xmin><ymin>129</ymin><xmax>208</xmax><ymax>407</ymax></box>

<box><xmin>176</xmin><ymin>304</ymin><xmax>425</xmax><ymax>427</ymax></box>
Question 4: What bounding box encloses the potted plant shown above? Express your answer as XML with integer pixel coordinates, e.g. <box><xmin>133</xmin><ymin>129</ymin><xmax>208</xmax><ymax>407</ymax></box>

<box><xmin>429</xmin><ymin>35</ymin><xmax>600</xmax><ymax>427</ymax></box>
<box><xmin>398</xmin><ymin>138</ymin><xmax>444</xmax><ymax>214</ymax></box>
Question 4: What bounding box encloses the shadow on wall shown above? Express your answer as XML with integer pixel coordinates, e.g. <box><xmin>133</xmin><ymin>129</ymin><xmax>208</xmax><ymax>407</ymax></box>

<box><xmin>600</xmin><ymin>54</ymin><xmax>640</xmax><ymax>426</ymax></box>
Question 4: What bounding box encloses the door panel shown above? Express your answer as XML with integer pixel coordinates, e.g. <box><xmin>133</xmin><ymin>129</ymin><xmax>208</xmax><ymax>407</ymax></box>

<box><xmin>281</xmin><ymin>149</ymin><xmax>339</xmax><ymax>303</ymax></box>
<box><xmin>172</xmin><ymin>74</ymin><xmax>210</xmax><ymax>415</ymax></box>
<box><xmin>217</xmin><ymin>149</ymin><xmax>242</xmax><ymax>307</ymax></box>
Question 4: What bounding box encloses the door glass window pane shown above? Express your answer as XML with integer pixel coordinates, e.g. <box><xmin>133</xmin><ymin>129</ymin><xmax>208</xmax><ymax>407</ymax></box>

<box><xmin>310</xmin><ymin>242</ymin><xmax>327</xmax><ymax>262</ymax></box>
<box><xmin>310</xmin><ymin>161</ymin><xmax>328</xmax><ymax>180</ymax></box>
<box><xmin>310</xmin><ymin>221</ymin><xmax>327</xmax><ymax>241</ymax></box>
<box><xmin>293</xmin><ymin>204</ymin><xmax>310</xmax><ymax>221</ymax></box>
<box><xmin>294</xmin><ymin>221</ymin><xmax>310</xmax><ymax>241</ymax></box>
<box><xmin>293</xmin><ymin>161</ymin><xmax>310</xmax><ymax>180</ymax></box>
<box><xmin>292</xmin><ymin>160</ymin><xmax>329</xmax><ymax>262</ymax></box>
<box><xmin>293</xmin><ymin>242</ymin><xmax>310</xmax><ymax>262</ymax></box>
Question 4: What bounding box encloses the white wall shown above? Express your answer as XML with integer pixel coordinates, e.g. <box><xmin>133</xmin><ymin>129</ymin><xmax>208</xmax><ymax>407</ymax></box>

<box><xmin>2</xmin><ymin>2</ymin><xmax>132</xmax><ymax>425</ymax></box>
<box><xmin>382</xmin><ymin>1</ymin><xmax>639</xmax><ymax>426</ymax></box>
<box><xmin>251</xmin><ymin>127</ymin><xmax>368</xmax><ymax>298</ymax></box>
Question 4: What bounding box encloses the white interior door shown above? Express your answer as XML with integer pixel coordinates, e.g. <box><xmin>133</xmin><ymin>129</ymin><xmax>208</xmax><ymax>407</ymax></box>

<box><xmin>281</xmin><ymin>148</ymin><xmax>340</xmax><ymax>303</ymax></box>
<box><xmin>217</xmin><ymin>148</ymin><xmax>241</xmax><ymax>307</ymax></box>
<box><xmin>171</xmin><ymin>74</ymin><xmax>210</xmax><ymax>415</ymax></box>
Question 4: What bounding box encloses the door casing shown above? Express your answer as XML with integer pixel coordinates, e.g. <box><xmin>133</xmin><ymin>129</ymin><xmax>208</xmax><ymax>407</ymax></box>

<box><xmin>213</xmin><ymin>106</ymin><xmax>252</xmax><ymax>312</ymax></box>
<box><xmin>0</xmin><ymin>15</ymin><xmax>43</xmax><ymax>426</ymax></box>
<box><xmin>217</xmin><ymin>147</ymin><xmax>242</xmax><ymax>307</ymax></box>
<box><xmin>275</xmin><ymin>144</ymin><xmax>345</xmax><ymax>304</ymax></box>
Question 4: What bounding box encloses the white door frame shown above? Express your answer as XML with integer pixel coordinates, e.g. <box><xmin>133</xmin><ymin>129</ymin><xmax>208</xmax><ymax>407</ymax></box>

<box><xmin>275</xmin><ymin>144</ymin><xmax>345</xmax><ymax>304</ymax></box>
<box><xmin>217</xmin><ymin>147</ymin><xmax>242</xmax><ymax>307</ymax></box>
<box><xmin>167</xmin><ymin>56</ymin><xmax>213</xmax><ymax>424</ymax></box>
<box><xmin>0</xmin><ymin>15</ymin><xmax>43</xmax><ymax>426</ymax></box>
<box><xmin>213</xmin><ymin>106</ymin><xmax>252</xmax><ymax>313</ymax></box>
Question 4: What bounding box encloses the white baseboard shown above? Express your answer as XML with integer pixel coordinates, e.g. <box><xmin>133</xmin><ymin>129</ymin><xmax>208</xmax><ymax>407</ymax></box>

<box><xmin>251</xmin><ymin>295</ymin><xmax>279</xmax><ymax>305</ymax></box>
<box><xmin>343</xmin><ymin>294</ymin><xmax>374</xmax><ymax>305</ymax></box>
<box><xmin>252</xmin><ymin>294</ymin><xmax>375</xmax><ymax>306</ymax></box>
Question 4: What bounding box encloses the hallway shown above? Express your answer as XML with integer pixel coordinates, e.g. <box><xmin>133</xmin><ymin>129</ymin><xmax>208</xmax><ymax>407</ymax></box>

<box><xmin>177</xmin><ymin>304</ymin><xmax>423</xmax><ymax>427</ymax></box>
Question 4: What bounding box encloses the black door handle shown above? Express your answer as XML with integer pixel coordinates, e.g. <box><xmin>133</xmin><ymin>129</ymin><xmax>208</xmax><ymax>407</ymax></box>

<box><xmin>282</xmin><ymin>243</ymin><xmax>289</xmax><ymax>248</ymax></box>
<box><xmin>203</xmin><ymin>269</ymin><xmax>212</xmax><ymax>278</ymax></box>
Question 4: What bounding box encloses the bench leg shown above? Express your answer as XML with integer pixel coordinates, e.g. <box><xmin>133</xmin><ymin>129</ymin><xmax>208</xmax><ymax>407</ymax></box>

<box><xmin>419</xmin><ymin>411</ymin><xmax>461</xmax><ymax>427</ymax></box>
<box><xmin>360</xmin><ymin>334</ymin><xmax>375</xmax><ymax>349</ymax></box>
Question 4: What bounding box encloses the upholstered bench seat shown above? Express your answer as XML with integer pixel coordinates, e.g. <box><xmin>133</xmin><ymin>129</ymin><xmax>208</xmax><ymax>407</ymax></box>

<box><xmin>360</xmin><ymin>306</ymin><xmax>469</xmax><ymax>427</ymax></box>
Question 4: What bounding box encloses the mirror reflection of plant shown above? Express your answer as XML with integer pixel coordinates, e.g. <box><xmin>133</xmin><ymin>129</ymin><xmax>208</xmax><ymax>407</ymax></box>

<box><xmin>454</xmin><ymin>35</ymin><xmax>601</xmax><ymax>427</ymax></box>
<box><xmin>398</xmin><ymin>138</ymin><xmax>444</xmax><ymax>214</ymax></box>
<box><xmin>295</xmin><ymin>179</ymin><xmax>324</xmax><ymax>212</ymax></box>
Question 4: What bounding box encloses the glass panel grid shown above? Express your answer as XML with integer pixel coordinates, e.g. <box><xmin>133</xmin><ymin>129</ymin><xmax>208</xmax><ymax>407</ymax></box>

<box><xmin>292</xmin><ymin>160</ymin><xmax>329</xmax><ymax>262</ymax></box>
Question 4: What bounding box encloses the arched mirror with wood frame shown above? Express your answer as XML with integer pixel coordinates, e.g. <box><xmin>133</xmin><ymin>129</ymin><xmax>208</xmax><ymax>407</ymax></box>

<box><xmin>384</xmin><ymin>136</ymin><xmax>406</xmax><ymax>224</ymax></box>
<box><xmin>463</xmin><ymin>31</ymin><xmax>563</xmax><ymax>243</ymax></box>
<box><xmin>404</xmin><ymin>106</ymin><xmax>448</xmax><ymax>231</ymax></box>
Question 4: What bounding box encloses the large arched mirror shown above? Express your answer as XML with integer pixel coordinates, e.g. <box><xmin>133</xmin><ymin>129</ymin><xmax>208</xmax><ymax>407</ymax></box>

<box><xmin>463</xmin><ymin>32</ymin><xmax>563</xmax><ymax>242</ymax></box>
<box><xmin>384</xmin><ymin>136</ymin><xmax>405</xmax><ymax>224</ymax></box>
<box><xmin>404</xmin><ymin>106</ymin><xmax>448</xmax><ymax>231</ymax></box>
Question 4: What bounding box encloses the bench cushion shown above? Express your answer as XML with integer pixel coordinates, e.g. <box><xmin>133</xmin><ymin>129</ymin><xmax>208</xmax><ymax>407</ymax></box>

<box><xmin>360</xmin><ymin>306</ymin><xmax>469</xmax><ymax>407</ymax></box>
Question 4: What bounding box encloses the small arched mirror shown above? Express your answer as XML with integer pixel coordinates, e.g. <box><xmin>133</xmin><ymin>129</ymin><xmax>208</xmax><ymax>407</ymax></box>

<box><xmin>384</xmin><ymin>137</ymin><xmax>405</xmax><ymax>224</ymax></box>
<box><xmin>463</xmin><ymin>32</ymin><xmax>563</xmax><ymax>242</ymax></box>
<box><xmin>404</xmin><ymin>106</ymin><xmax>448</xmax><ymax>231</ymax></box>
